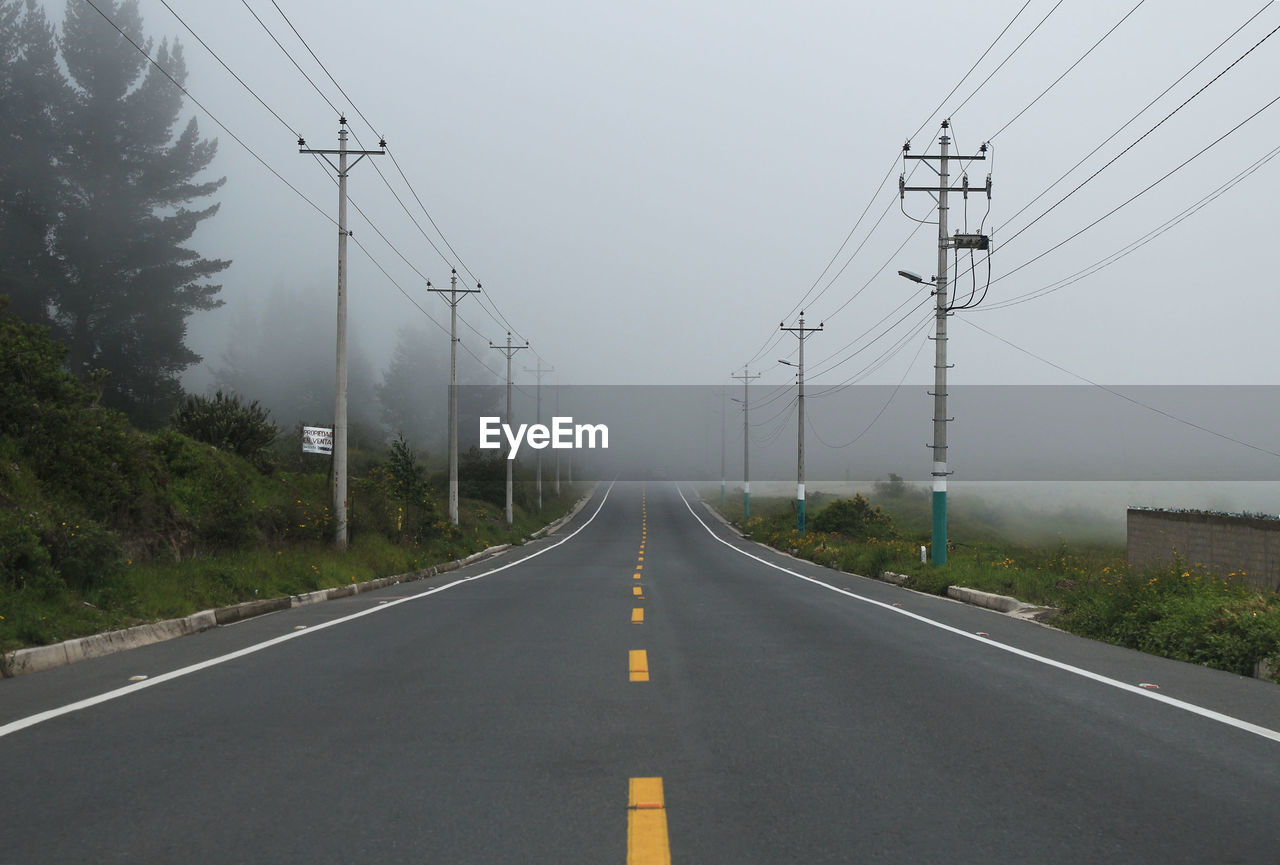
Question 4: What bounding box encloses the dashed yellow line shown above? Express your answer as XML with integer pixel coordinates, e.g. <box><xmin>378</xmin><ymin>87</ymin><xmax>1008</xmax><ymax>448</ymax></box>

<box><xmin>634</xmin><ymin>572</ymin><xmax>642</xmax><ymax>580</ymax></box>
<box><xmin>632</xmin><ymin>607</ymin><xmax>644</xmax><ymax>625</ymax></box>
<box><xmin>633</xmin><ymin>585</ymin><xmax>644</xmax><ymax>597</ymax></box>
<box><xmin>629</xmin><ymin>650</ymin><xmax>650</xmax><ymax>682</ymax></box>
<box><xmin>627</xmin><ymin>777</ymin><xmax>670</xmax><ymax>864</ymax></box>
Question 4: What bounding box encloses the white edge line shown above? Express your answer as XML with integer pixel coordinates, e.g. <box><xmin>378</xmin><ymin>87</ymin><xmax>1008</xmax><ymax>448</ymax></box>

<box><xmin>674</xmin><ymin>485</ymin><xmax>1280</xmax><ymax>746</ymax></box>
<box><xmin>0</xmin><ymin>481</ymin><xmax>618</xmax><ymax>739</ymax></box>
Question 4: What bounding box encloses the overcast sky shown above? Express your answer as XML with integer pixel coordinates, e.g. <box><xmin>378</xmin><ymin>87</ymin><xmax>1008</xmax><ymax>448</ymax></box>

<box><xmin>57</xmin><ymin>0</ymin><xmax>1280</xmax><ymax>398</ymax></box>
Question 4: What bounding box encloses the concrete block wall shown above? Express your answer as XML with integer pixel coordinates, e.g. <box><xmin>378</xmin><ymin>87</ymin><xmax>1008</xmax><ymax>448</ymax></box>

<box><xmin>1127</xmin><ymin>508</ymin><xmax>1280</xmax><ymax>593</ymax></box>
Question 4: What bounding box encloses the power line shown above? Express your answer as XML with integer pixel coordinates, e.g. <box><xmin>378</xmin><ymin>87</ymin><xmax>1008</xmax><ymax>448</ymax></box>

<box><xmin>261</xmin><ymin>0</ymin><xmax>530</xmax><ymax>345</ymax></box>
<box><xmin>978</xmin><ymin>139</ymin><xmax>1280</xmax><ymax>311</ymax></box>
<box><xmin>999</xmin><ymin>15</ymin><xmax>1280</xmax><ymax>251</ymax></box>
<box><xmin>79</xmin><ymin>0</ymin><xmax>334</xmax><ymax>228</ymax></box>
<box><xmin>743</xmin><ymin>0</ymin><xmax>1037</xmax><ymax>369</ymax></box>
<box><xmin>237</xmin><ymin>0</ymin><xmax>340</xmax><ymax>118</ymax></box>
<box><xmin>811</xmin><ymin>313</ymin><xmax>935</xmax><ymax>397</ymax></box>
<box><xmin>993</xmin><ymin>90</ymin><xmax>1280</xmax><ymax>286</ymax></box>
<box><xmin>809</xmin><ymin>295</ymin><xmax>933</xmax><ymax>381</ymax></box>
<box><xmin>157</xmin><ymin>0</ymin><xmax>299</xmax><ymax>137</ymax></box>
<box><xmin>949</xmin><ymin>0</ymin><xmax>1066</xmax><ymax>116</ymax></box>
<box><xmin>990</xmin><ymin>0</ymin><xmax>1147</xmax><ymax>140</ymax></box>
<box><xmin>1003</xmin><ymin>1</ymin><xmax>1274</xmax><ymax>234</ymax></box>
<box><xmin>963</xmin><ymin>319</ymin><xmax>1280</xmax><ymax>461</ymax></box>
<box><xmin>805</xmin><ymin>327</ymin><xmax>930</xmax><ymax>450</ymax></box>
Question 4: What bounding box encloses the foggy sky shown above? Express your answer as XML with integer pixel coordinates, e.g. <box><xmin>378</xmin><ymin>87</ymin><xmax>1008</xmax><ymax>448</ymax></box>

<box><xmin>36</xmin><ymin>1</ymin><xmax>1280</xmax><ymax>482</ymax></box>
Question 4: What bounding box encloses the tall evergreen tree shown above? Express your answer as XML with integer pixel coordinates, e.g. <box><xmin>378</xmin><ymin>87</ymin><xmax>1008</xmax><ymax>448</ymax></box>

<box><xmin>0</xmin><ymin>0</ymin><xmax>68</xmax><ymax>326</ymax></box>
<box><xmin>1</xmin><ymin>0</ymin><xmax>228</xmax><ymax>427</ymax></box>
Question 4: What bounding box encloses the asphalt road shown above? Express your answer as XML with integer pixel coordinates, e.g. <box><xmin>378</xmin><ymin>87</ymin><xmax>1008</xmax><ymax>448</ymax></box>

<box><xmin>2</xmin><ymin>481</ymin><xmax>1279</xmax><ymax>864</ymax></box>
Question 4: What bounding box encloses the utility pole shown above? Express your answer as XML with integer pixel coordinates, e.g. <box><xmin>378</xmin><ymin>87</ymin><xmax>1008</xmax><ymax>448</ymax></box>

<box><xmin>900</xmin><ymin>118</ymin><xmax>990</xmax><ymax>566</ymax></box>
<box><xmin>719</xmin><ymin>386</ymin><xmax>726</xmax><ymax>509</ymax></box>
<box><xmin>554</xmin><ymin>380</ymin><xmax>562</xmax><ymax>497</ymax></box>
<box><xmin>780</xmin><ymin>315</ymin><xmax>822</xmax><ymax>535</ymax></box>
<box><xmin>299</xmin><ymin>118</ymin><xmax>384</xmax><ymax>549</ymax></box>
<box><xmin>731</xmin><ymin>368</ymin><xmax>761</xmax><ymax>519</ymax></box>
<box><xmin>429</xmin><ymin>269</ymin><xmax>481</xmax><ymax>525</ymax></box>
<box><xmin>489</xmin><ymin>332</ymin><xmax>528</xmax><ymax>525</ymax></box>
<box><xmin>524</xmin><ymin>360</ymin><xmax>554</xmax><ymax>509</ymax></box>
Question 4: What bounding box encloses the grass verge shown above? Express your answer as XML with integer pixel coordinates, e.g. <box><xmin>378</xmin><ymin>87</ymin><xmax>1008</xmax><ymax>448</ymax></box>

<box><xmin>0</xmin><ymin>487</ymin><xmax>585</xmax><ymax>653</ymax></box>
<box><xmin>709</xmin><ymin>490</ymin><xmax>1280</xmax><ymax>682</ymax></box>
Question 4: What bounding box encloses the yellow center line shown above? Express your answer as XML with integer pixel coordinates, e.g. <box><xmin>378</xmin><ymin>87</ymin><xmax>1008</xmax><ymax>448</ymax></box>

<box><xmin>632</xmin><ymin>607</ymin><xmax>644</xmax><ymax>624</ymax></box>
<box><xmin>633</xmin><ymin>585</ymin><xmax>643</xmax><ymax>596</ymax></box>
<box><xmin>629</xmin><ymin>649</ymin><xmax>649</xmax><ymax>682</ymax></box>
<box><xmin>634</xmin><ymin>573</ymin><xmax>642</xmax><ymax>579</ymax></box>
<box><xmin>627</xmin><ymin>777</ymin><xmax>670</xmax><ymax>864</ymax></box>
<box><xmin>636</xmin><ymin>563</ymin><xmax>643</xmax><ymax>570</ymax></box>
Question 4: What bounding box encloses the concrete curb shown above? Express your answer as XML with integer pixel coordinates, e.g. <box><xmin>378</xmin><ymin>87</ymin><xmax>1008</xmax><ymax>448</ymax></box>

<box><xmin>1</xmin><ymin>609</ymin><xmax>219</xmax><ymax>678</ymax></box>
<box><xmin>946</xmin><ymin>586</ymin><xmax>1061</xmax><ymax>622</ymax></box>
<box><xmin>0</xmin><ymin>491</ymin><xmax>597</xmax><ymax>679</ymax></box>
<box><xmin>529</xmin><ymin>487</ymin><xmax>596</xmax><ymax>539</ymax></box>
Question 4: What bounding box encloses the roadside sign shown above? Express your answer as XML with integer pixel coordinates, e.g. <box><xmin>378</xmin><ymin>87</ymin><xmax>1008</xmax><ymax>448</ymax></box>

<box><xmin>302</xmin><ymin>426</ymin><xmax>333</xmax><ymax>455</ymax></box>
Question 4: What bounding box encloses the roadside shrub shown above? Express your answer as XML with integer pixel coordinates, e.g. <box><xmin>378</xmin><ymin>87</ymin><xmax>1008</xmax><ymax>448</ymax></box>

<box><xmin>812</xmin><ymin>494</ymin><xmax>895</xmax><ymax>540</ymax></box>
<box><xmin>43</xmin><ymin>517</ymin><xmax>124</xmax><ymax>594</ymax></box>
<box><xmin>170</xmin><ymin>390</ymin><xmax>277</xmax><ymax>468</ymax></box>
<box><xmin>0</xmin><ymin>507</ymin><xmax>57</xmax><ymax>593</ymax></box>
<box><xmin>458</xmin><ymin>445</ymin><xmax>507</xmax><ymax>508</ymax></box>
<box><xmin>153</xmin><ymin>429</ymin><xmax>257</xmax><ymax>551</ymax></box>
<box><xmin>355</xmin><ymin>435</ymin><xmax>440</xmax><ymax>543</ymax></box>
<box><xmin>1060</xmin><ymin>563</ymin><xmax>1280</xmax><ymax>678</ymax></box>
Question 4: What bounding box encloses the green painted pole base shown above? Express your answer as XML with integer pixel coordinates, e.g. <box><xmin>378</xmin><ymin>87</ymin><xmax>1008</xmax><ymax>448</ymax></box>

<box><xmin>798</xmin><ymin>498</ymin><xmax>806</xmax><ymax>535</ymax></box>
<box><xmin>931</xmin><ymin>490</ymin><xmax>947</xmax><ymax>566</ymax></box>
<box><xmin>744</xmin><ymin>492</ymin><xmax>750</xmax><ymax>521</ymax></box>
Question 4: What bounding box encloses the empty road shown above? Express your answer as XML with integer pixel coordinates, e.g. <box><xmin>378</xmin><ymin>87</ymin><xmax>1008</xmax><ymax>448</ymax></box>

<box><xmin>3</xmin><ymin>482</ymin><xmax>1279</xmax><ymax>863</ymax></box>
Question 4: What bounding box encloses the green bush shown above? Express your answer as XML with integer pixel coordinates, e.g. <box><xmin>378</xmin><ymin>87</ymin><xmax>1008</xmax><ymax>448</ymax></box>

<box><xmin>0</xmin><ymin>302</ymin><xmax>162</xmax><ymax>529</ymax></box>
<box><xmin>457</xmin><ymin>445</ymin><xmax>509</xmax><ymax>508</ymax></box>
<box><xmin>353</xmin><ymin>435</ymin><xmax>440</xmax><ymax>544</ymax></box>
<box><xmin>0</xmin><ymin>508</ymin><xmax>57</xmax><ymax>593</ymax></box>
<box><xmin>811</xmin><ymin>494</ymin><xmax>895</xmax><ymax>540</ymax></box>
<box><xmin>170</xmin><ymin>390</ymin><xmax>277</xmax><ymax>468</ymax></box>
<box><xmin>43</xmin><ymin>517</ymin><xmax>124</xmax><ymax>594</ymax></box>
<box><xmin>153</xmin><ymin>429</ymin><xmax>257</xmax><ymax>551</ymax></box>
<box><xmin>1059</xmin><ymin>563</ymin><xmax>1280</xmax><ymax>678</ymax></box>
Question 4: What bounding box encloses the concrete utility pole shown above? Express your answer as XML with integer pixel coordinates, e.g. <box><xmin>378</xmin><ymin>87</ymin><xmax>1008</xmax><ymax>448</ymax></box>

<box><xmin>428</xmin><ymin>270</ymin><xmax>481</xmax><ymax>525</ymax></box>
<box><xmin>731</xmin><ymin>368</ymin><xmax>761</xmax><ymax>519</ymax></box>
<box><xmin>489</xmin><ymin>332</ymin><xmax>529</xmax><ymax>525</ymax></box>
<box><xmin>900</xmin><ymin>118</ymin><xmax>991</xmax><ymax>566</ymax></box>
<box><xmin>719</xmin><ymin>386</ymin><xmax>726</xmax><ymax>509</ymax></box>
<box><xmin>780</xmin><ymin>315</ymin><xmax>822</xmax><ymax>535</ymax></box>
<box><xmin>299</xmin><ymin>118</ymin><xmax>384</xmax><ymax>549</ymax></box>
<box><xmin>554</xmin><ymin>381</ymin><xmax>562</xmax><ymax>497</ymax></box>
<box><xmin>524</xmin><ymin>360</ymin><xmax>554</xmax><ymax>509</ymax></box>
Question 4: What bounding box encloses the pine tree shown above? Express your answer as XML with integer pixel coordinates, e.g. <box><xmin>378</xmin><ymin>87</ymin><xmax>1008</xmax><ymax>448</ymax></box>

<box><xmin>1</xmin><ymin>0</ymin><xmax>229</xmax><ymax>427</ymax></box>
<box><xmin>0</xmin><ymin>0</ymin><xmax>68</xmax><ymax>326</ymax></box>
